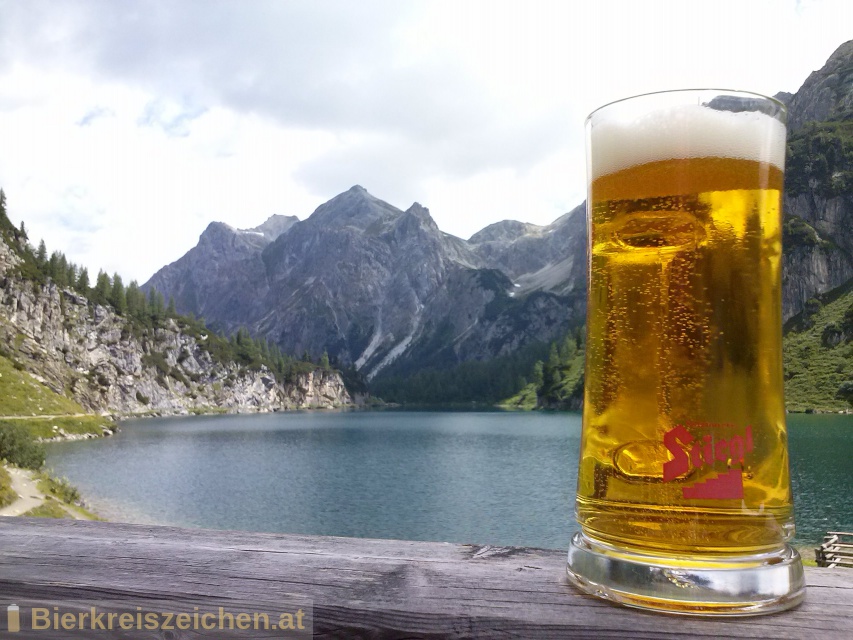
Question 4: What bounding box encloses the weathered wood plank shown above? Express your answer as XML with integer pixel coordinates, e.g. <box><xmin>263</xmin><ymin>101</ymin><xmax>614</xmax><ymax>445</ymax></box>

<box><xmin>0</xmin><ymin>519</ymin><xmax>851</xmax><ymax>639</ymax></box>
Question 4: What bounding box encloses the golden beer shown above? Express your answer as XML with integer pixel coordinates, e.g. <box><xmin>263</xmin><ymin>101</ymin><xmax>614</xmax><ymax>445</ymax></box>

<box><xmin>566</xmin><ymin>90</ymin><xmax>804</xmax><ymax>615</ymax></box>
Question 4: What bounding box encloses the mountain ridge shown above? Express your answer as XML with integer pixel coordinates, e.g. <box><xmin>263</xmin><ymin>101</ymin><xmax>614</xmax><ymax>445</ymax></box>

<box><xmin>145</xmin><ymin>184</ymin><xmax>586</xmax><ymax>381</ymax></box>
<box><xmin>143</xmin><ymin>39</ymin><xmax>853</xmax><ymax>402</ymax></box>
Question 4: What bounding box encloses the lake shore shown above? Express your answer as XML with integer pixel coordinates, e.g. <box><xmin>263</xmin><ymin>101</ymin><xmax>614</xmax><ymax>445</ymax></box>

<box><xmin>0</xmin><ymin>462</ymin><xmax>102</xmax><ymax>521</ymax></box>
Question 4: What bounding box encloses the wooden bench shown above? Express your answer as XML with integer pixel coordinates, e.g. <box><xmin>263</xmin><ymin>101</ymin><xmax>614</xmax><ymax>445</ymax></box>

<box><xmin>816</xmin><ymin>531</ymin><xmax>853</xmax><ymax>569</ymax></box>
<box><xmin>0</xmin><ymin>518</ymin><xmax>850</xmax><ymax>639</ymax></box>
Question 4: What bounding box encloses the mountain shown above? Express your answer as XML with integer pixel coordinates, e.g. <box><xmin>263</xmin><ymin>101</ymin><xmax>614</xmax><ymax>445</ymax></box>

<box><xmin>0</xmin><ymin>216</ymin><xmax>351</xmax><ymax>417</ymax></box>
<box><xmin>143</xmin><ymin>215</ymin><xmax>297</xmax><ymax>331</ymax></box>
<box><xmin>785</xmin><ymin>40</ymin><xmax>853</xmax><ymax>134</ymax></box>
<box><xmin>780</xmin><ymin>39</ymin><xmax>853</xmax><ymax>319</ymax></box>
<box><xmin>778</xmin><ymin>38</ymin><xmax>853</xmax><ymax>411</ymax></box>
<box><xmin>146</xmin><ymin>186</ymin><xmax>586</xmax><ymax>381</ymax></box>
<box><xmin>144</xmin><ymin>40</ymin><xmax>853</xmax><ymax>402</ymax></box>
<box><xmin>469</xmin><ymin>205</ymin><xmax>587</xmax><ymax>297</ymax></box>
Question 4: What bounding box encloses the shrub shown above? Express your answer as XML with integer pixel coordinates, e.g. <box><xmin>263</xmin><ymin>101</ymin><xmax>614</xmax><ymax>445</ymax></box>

<box><xmin>169</xmin><ymin>366</ymin><xmax>189</xmax><ymax>387</ymax></box>
<box><xmin>142</xmin><ymin>351</ymin><xmax>171</xmax><ymax>377</ymax></box>
<box><xmin>0</xmin><ymin>466</ymin><xmax>16</xmax><ymax>508</ymax></box>
<box><xmin>836</xmin><ymin>381</ymin><xmax>853</xmax><ymax>404</ymax></box>
<box><xmin>37</xmin><ymin>473</ymin><xmax>81</xmax><ymax>504</ymax></box>
<box><xmin>0</xmin><ymin>422</ymin><xmax>46</xmax><ymax>469</ymax></box>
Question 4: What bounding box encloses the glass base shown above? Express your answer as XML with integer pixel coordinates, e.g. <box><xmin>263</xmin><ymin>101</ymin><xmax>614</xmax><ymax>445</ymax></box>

<box><xmin>566</xmin><ymin>532</ymin><xmax>805</xmax><ymax>616</ymax></box>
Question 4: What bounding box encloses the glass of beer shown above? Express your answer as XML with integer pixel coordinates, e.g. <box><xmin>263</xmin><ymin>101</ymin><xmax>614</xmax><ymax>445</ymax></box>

<box><xmin>566</xmin><ymin>89</ymin><xmax>805</xmax><ymax>615</ymax></box>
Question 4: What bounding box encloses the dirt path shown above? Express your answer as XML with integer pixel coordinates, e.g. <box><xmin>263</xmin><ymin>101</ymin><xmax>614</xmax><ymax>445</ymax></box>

<box><xmin>0</xmin><ymin>465</ymin><xmax>45</xmax><ymax>516</ymax></box>
<box><xmin>0</xmin><ymin>464</ymin><xmax>85</xmax><ymax>519</ymax></box>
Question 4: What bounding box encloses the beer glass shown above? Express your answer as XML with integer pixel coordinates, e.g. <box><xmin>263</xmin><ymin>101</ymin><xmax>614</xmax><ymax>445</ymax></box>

<box><xmin>566</xmin><ymin>90</ymin><xmax>805</xmax><ymax>615</ymax></box>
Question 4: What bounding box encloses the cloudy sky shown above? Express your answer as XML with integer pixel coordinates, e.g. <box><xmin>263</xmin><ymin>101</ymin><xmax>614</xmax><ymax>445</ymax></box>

<box><xmin>0</xmin><ymin>0</ymin><xmax>851</xmax><ymax>283</ymax></box>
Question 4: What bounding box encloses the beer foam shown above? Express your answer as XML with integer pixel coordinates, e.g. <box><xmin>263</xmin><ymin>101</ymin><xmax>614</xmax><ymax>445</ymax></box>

<box><xmin>589</xmin><ymin>103</ymin><xmax>786</xmax><ymax>180</ymax></box>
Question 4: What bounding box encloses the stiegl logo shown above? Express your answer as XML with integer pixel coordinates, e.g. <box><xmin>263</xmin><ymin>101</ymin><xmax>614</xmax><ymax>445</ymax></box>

<box><xmin>663</xmin><ymin>423</ymin><xmax>754</xmax><ymax>499</ymax></box>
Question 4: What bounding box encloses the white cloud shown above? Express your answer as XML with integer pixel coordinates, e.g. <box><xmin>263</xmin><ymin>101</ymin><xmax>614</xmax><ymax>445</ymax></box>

<box><xmin>0</xmin><ymin>0</ymin><xmax>851</xmax><ymax>281</ymax></box>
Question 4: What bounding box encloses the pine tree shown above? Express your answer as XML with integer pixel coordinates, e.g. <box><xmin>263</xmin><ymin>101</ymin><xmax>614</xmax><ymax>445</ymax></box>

<box><xmin>76</xmin><ymin>267</ymin><xmax>90</xmax><ymax>294</ymax></box>
<box><xmin>148</xmin><ymin>288</ymin><xmax>165</xmax><ymax>324</ymax></box>
<box><xmin>541</xmin><ymin>343</ymin><xmax>562</xmax><ymax>397</ymax></box>
<box><xmin>93</xmin><ymin>270</ymin><xmax>111</xmax><ymax>305</ymax></box>
<box><xmin>126</xmin><ymin>281</ymin><xmax>143</xmax><ymax>318</ymax></box>
<box><xmin>48</xmin><ymin>251</ymin><xmax>60</xmax><ymax>282</ymax></box>
<box><xmin>166</xmin><ymin>296</ymin><xmax>177</xmax><ymax>317</ymax></box>
<box><xmin>532</xmin><ymin>361</ymin><xmax>544</xmax><ymax>386</ymax></box>
<box><xmin>559</xmin><ymin>332</ymin><xmax>577</xmax><ymax>361</ymax></box>
<box><xmin>58</xmin><ymin>254</ymin><xmax>69</xmax><ymax>286</ymax></box>
<box><xmin>109</xmin><ymin>273</ymin><xmax>127</xmax><ymax>315</ymax></box>
<box><xmin>320</xmin><ymin>350</ymin><xmax>330</xmax><ymax>370</ymax></box>
<box><xmin>0</xmin><ymin>188</ymin><xmax>7</xmax><ymax>226</ymax></box>
<box><xmin>66</xmin><ymin>262</ymin><xmax>76</xmax><ymax>287</ymax></box>
<box><xmin>48</xmin><ymin>252</ymin><xmax>70</xmax><ymax>287</ymax></box>
<box><xmin>36</xmin><ymin>240</ymin><xmax>47</xmax><ymax>267</ymax></box>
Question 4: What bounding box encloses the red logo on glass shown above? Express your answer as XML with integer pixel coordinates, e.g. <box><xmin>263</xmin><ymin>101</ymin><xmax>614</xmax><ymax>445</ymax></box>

<box><xmin>662</xmin><ymin>424</ymin><xmax>754</xmax><ymax>499</ymax></box>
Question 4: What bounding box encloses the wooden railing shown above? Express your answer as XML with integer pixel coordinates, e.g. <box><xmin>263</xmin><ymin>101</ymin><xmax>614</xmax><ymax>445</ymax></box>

<box><xmin>816</xmin><ymin>531</ymin><xmax>853</xmax><ymax>568</ymax></box>
<box><xmin>0</xmin><ymin>519</ymin><xmax>850</xmax><ymax>639</ymax></box>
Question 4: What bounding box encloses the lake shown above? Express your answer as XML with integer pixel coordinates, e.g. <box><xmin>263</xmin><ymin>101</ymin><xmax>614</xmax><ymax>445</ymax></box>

<box><xmin>45</xmin><ymin>410</ymin><xmax>852</xmax><ymax>549</ymax></box>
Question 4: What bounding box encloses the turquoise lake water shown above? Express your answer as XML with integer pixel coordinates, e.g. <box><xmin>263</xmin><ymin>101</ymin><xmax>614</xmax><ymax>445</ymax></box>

<box><xmin>44</xmin><ymin>410</ymin><xmax>852</xmax><ymax>549</ymax></box>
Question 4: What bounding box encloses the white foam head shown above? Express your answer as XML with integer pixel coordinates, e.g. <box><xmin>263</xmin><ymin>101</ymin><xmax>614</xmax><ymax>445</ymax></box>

<box><xmin>588</xmin><ymin>101</ymin><xmax>786</xmax><ymax>180</ymax></box>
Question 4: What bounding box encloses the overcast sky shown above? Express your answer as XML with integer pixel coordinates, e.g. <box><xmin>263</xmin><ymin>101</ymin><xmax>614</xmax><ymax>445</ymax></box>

<box><xmin>0</xmin><ymin>0</ymin><xmax>851</xmax><ymax>283</ymax></box>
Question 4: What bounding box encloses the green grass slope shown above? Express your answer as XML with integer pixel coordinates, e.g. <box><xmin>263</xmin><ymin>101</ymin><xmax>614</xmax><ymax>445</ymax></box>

<box><xmin>783</xmin><ymin>285</ymin><xmax>853</xmax><ymax>412</ymax></box>
<box><xmin>0</xmin><ymin>353</ymin><xmax>110</xmax><ymax>436</ymax></box>
<box><xmin>0</xmin><ymin>352</ymin><xmax>82</xmax><ymax>416</ymax></box>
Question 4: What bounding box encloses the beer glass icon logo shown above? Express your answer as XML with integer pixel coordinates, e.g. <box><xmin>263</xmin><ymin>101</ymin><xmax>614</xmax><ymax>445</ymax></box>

<box><xmin>7</xmin><ymin>604</ymin><xmax>20</xmax><ymax>633</ymax></box>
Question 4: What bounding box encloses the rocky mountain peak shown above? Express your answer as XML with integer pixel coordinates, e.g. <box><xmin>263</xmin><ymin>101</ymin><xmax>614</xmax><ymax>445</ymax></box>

<box><xmin>401</xmin><ymin>202</ymin><xmax>439</xmax><ymax>232</ymax></box>
<box><xmin>468</xmin><ymin>220</ymin><xmax>543</xmax><ymax>244</ymax></box>
<box><xmin>306</xmin><ymin>185</ymin><xmax>402</xmax><ymax>232</ymax></box>
<box><xmin>199</xmin><ymin>220</ymin><xmax>238</xmax><ymax>245</ymax></box>
<box><xmin>196</xmin><ymin>221</ymin><xmax>266</xmax><ymax>255</ymax></box>
<box><xmin>196</xmin><ymin>213</ymin><xmax>298</xmax><ymax>255</ymax></box>
<box><xmin>787</xmin><ymin>39</ymin><xmax>853</xmax><ymax>133</ymax></box>
<box><xmin>774</xmin><ymin>91</ymin><xmax>794</xmax><ymax>106</ymax></box>
<box><xmin>245</xmin><ymin>214</ymin><xmax>299</xmax><ymax>241</ymax></box>
<box><xmin>405</xmin><ymin>201</ymin><xmax>429</xmax><ymax>217</ymax></box>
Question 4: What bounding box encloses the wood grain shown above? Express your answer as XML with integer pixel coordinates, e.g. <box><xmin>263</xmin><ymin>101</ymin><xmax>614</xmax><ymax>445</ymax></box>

<box><xmin>0</xmin><ymin>519</ymin><xmax>850</xmax><ymax>639</ymax></box>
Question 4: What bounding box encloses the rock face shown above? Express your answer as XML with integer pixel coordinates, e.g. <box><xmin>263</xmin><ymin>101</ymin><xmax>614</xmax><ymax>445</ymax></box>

<box><xmin>786</xmin><ymin>40</ymin><xmax>853</xmax><ymax>134</ymax></box>
<box><xmin>144</xmin><ymin>215</ymin><xmax>297</xmax><ymax>335</ymax></box>
<box><xmin>0</xmin><ymin>236</ymin><xmax>351</xmax><ymax>415</ymax></box>
<box><xmin>147</xmin><ymin>186</ymin><xmax>587</xmax><ymax>380</ymax></box>
<box><xmin>780</xmin><ymin>39</ymin><xmax>853</xmax><ymax>319</ymax></box>
<box><xmin>782</xmin><ymin>199</ymin><xmax>853</xmax><ymax>320</ymax></box>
